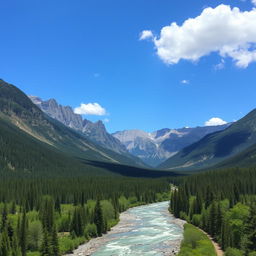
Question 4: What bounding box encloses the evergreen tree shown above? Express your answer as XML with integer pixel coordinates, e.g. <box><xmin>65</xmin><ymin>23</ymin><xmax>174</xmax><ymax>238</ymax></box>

<box><xmin>244</xmin><ymin>203</ymin><xmax>256</xmax><ymax>252</ymax></box>
<box><xmin>54</xmin><ymin>197</ymin><xmax>61</xmax><ymax>215</ymax></box>
<box><xmin>94</xmin><ymin>200</ymin><xmax>104</xmax><ymax>236</ymax></box>
<box><xmin>40</xmin><ymin>196</ymin><xmax>54</xmax><ymax>233</ymax></box>
<box><xmin>51</xmin><ymin>225</ymin><xmax>59</xmax><ymax>256</ymax></box>
<box><xmin>70</xmin><ymin>207</ymin><xmax>83</xmax><ymax>237</ymax></box>
<box><xmin>0</xmin><ymin>229</ymin><xmax>11</xmax><ymax>256</ymax></box>
<box><xmin>10</xmin><ymin>202</ymin><xmax>16</xmax><ymax>215</ymax></box>
<box><xmin>11</xmin><ymin>233</ymin><xmax>21</xmax><ymax>256</ymax></box>
<box><xmin>216</xmin><ymin>202</ymin><xmax>223</xmax><ymax>238</ymax></box>
<box><xmin>40</xmin><ymin>228</ymin><xmax>51</xmax><ymax>256</ymax></box>
<box><xmin>209</xmin><ymin>201</ymin><xmax>218</xmax><ymax>238</ymax></box>
<box><xmin>19</xmin><ymin>211</ymin><xmax>27</xmax><ymax>256</ymax></box>
<box><xmin>1</xmin><ymin>204</ymin><xmax>7</xmax><ymax>231</ymax></box>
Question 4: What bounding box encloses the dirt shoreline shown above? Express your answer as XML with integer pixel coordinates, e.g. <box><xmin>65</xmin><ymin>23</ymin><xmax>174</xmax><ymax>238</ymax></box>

<box><xmin>198</xmin><ymin>228</ymin><xmax>224</xmax><ymax>256</ymax></box>
<box><xmin>64</xmin><ymin>202</ymin><xmax>185</xmax><ymax>256</ymax></box>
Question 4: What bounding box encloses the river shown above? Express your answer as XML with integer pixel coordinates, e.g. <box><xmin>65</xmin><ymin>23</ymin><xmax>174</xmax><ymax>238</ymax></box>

<box><xmin>66</xmin><ymin>201</ymin><xmax>184</xmax><ymax>256</ymax></box>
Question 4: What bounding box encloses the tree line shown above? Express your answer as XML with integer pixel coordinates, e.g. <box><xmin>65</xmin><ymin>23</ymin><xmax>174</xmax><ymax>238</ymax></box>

<box><xmin>170</xmin><ymin>167</ymin><xmax>256</xmax><ymax>255</ymax></box>
<box><xmin>0</xmin><ymin>175</ymin><xmax>171</xmax><ymax>255</ymax></box>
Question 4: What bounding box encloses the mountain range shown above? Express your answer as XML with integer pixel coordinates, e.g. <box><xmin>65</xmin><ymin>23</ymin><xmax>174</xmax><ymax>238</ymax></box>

<box><xmin>2</xmin><ymin>78</ymin><xmax>256</xmax><ymax>174</ymax></box>
<box><xmin>28</xmin><ymin>95</ymin><xmax>230</xmax><ymax>167</ymax></box>
<box><xmin>112</xmin><ymin>125</ymin><xmax>229</xmax><ymax>166</ymax></box>
<box><xmin>159</xmin><ymin>109</ymin><xmax>256</xmax><ymax>171</ymax></box>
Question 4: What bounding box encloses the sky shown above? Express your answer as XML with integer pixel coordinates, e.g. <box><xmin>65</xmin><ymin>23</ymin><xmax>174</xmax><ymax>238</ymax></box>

<box><xmin>0</xmin><ymin>0</ymin><xmax>256</xmax><ymax>133</ymax></box>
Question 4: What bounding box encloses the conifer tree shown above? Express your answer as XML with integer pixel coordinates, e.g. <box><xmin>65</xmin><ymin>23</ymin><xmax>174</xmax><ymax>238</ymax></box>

<box><xmin>209</xmin><ymin>201</ymin><xmax>218</xmax><ymax>238</ymax></box>
<box><xmin>94</xmin><ymin>200</ymin><xmax>104</xmax><ymax>236</ymax></box>
<box><xmin>1</xmin><ymin>204</ymin><xmax>7</xmax><ymax>231</ymax></box>
<box><xmin>51</xmin><ymin>224</ymin><xmax>59</xmax><ymax>256</ymax></box>
<box><xmin>40</xmin><ymin>228</ymin><xmax>51</xmax><ymax>256</ymax></box>
<box><xmin>244</xmin><ymin>203</ymin><xmax>256</xmax><ymax>252</ymax></box>
<box><xmin>10</xmin><ymin>202</ymin><xmax>16</xmax><ymax>215</ymax></box>
<box><xmin>54</xmin><ymin>197</ymin><xmax>61</xmax><ymax>215</ymax></box>
<box><xmin>19</xmin><ymin>210</ymin><xmax>27</xmax><ymax>256</ymax></box>
<box><xmin>0</xmin><ymin>229</ymin><xmax>11</xmax><ymax>256</ymax></box>
<box><xmin>11</xmin><ymin>233</ymin><xmax>21</xmax><ymax>256</ymax></box>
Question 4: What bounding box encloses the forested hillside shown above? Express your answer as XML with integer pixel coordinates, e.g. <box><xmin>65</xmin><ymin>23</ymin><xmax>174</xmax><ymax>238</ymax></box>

<box><xmin>0</xmin><ymin>176</ymin><xmax>171</xmax><ymax>255</ymax></box>
<box><xmin>170</xmin><ymin>167</ymin><xmax>256</xmax><ymax>255</ymax></box>
<box><xmin>0</xmin><ymin>79</ymin><xmax>147</xmax><ymax>168</ymax></box>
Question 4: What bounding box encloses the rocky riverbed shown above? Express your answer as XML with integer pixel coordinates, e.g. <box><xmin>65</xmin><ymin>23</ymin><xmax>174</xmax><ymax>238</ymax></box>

<box><xmin>65</xmin><ymin>201</ymin><xmax>185</xmax><ymax>256</ymax></box>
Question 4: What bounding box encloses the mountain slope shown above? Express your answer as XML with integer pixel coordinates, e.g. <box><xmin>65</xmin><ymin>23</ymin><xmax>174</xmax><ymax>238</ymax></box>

<box><xmin>0</xmin><ymin>79</ymin><xmax>176</xmax><ymax>178</ymax></box>
<box><xmin>0</xmin><ymin>79</ymin><xmax>146</xmax><ymax>167</ymax></box>
<box><xmin>216</xmin><ymin>142</ymin><xmax>256</xmax><ymax>168</ymax></box>
<box><xmin>0</xmin><ymin>114</ymin><xmax>109</xmax><ymax>177</ymax></box>
<box><xmin>0</xmin><ymin>113</ymin><xmax>174</xmax><ymax>178</ymax></box>
<box><xmin>28</xmin><ymin>96</ymin><xmax>146</xmax><ymax>167</ymax></box>
<box><xmin>113</xmin><ymin>125</ymin><xmax>228</xmax><ymax>166</ymax></box>
<box><xmin>159</xmin><ymin>109</ymin><xmax>256</xmax><ymax>171</ymax></box>
<box><xmin>29</xmin><ymin>96</ymin><xmax>128</xmax><ymax>154</ymax></box>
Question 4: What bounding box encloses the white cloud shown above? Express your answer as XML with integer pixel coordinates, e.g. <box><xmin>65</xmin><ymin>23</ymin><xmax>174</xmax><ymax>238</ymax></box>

<box><xmin>205</xmin><ymin>117</ymin><xmax>227</xmax><ymax>126</ymax></box>
<box><xmin>139</xmin><ymin>30</ymin><xmax>153</xmax><ymax>40</ymax></box>
<box><xmin>103</xmin><ymin>118</ymin><xmax>110</xmax><ymax>123</ymax></box>
<box><xmin>141</xmin><ymin>5</ymin><xmax>256</xmax><ymax>68</ymax></box>
<box><xmin>181</xmin><ymin>79</ymin><xmax>190</xmax><ymax>84</ymax></box>
<box><xmin>252</xmin><ymin>0</ymin><xmax>256</xmax><ymax>6</ymax></box>
<box><xmin>214</xmin><ymin>59</ymin><xmax>225</xmax><ymax>70</ymax></box>
<box><xmin>74</xmin><ymin>103</ymin><xmax>106</xmax><ymax>116</ymax></box>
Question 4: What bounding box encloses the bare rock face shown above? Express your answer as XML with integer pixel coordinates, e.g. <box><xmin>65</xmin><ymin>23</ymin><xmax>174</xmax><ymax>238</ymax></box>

<box><xmin>29</xmin><ymin>96</ymin><xmax>127</xmax><ymax>155</ymax></box>
<box><xmin>113</xmin><ymin>125</ymin><xmax>229</xmax><ymax>167</ymax></box>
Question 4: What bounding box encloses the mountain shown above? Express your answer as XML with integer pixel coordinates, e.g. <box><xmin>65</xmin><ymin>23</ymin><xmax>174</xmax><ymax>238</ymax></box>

<box><xmin>159</xmin><ymin>109</ymin><xmax>256</xmax><ymax>171</ymax></box>
<box><xmin>216</xmin><ymin>140</ymin><xmax>256</xmax><ymax>169</ymax></box>
<box><xmin>0</xmin><ymin>112</ymin><xmax>172</xmax><ymax>178</ymax></box>
<box><xmin>113</xmin><ymin>125</ymin><xmax>229</xmax><ymax>166</ymax></box>
<box><xmin>0</xmin><ymin>79</ymin><xmax>148</xmax><ymax>169</ymax></box>
<box><xmin>29</xmin><ymin>96</ymin><xmax>128</xmax><ymax>155</ymax></box>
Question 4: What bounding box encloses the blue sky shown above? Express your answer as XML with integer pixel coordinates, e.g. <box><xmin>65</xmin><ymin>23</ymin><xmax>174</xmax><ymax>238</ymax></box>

<box><xmin>0</xmin><ymin>0</ymin><xmax>256</xmax><ymax>132</ymax></box>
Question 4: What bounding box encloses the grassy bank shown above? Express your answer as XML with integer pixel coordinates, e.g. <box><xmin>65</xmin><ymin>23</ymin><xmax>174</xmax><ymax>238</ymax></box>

<box><xmin>178</xmin><ymin>224</ymin><xmax>217</xmax><ymax>256</ymax></box>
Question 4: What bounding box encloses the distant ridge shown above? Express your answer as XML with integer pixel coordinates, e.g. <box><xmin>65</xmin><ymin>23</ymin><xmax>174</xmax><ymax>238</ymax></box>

<box><xmin>113</xmin><ymin>125</ymin><xmax>229</xmax><ymax>166</ymax></box>
<box><xmin>159</xmin><ymin>109</ymin><xmax>256</xmax><ymax>171</ymax></box>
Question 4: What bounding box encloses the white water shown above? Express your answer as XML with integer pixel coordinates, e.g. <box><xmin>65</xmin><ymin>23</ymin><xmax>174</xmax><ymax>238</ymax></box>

<box><xmin>66</xmin><ymin>201</ymin><xmax>184</xmax><ymax>256</ymax></box>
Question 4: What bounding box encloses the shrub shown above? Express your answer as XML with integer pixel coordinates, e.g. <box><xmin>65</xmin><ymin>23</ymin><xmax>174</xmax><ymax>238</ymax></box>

<box><xmin>178</xmin><ymin>224</ymin><xmax>216</xmax><ymax>256</ymax></box>
<box><xmin>59</xmin><ymin>236</ymin><xmax>75</xmax><ymax>254</ymax></box>
<box><xmin>225</xmin><ymin>247</ymin><xmax>244</xmax><ymax>256</ymax></box>
<box><xmin>191</xmin><ymin>214</ymin><xmax>202</xmax><ymax>227</ymax></box>
<box><xmin>27</xmin><ymin>220</ymin><xmax>43</xmax><ymax>251</ymax></box>
<box><xmin>58</xmin><ymin>214</ymin><xmax>70</xmax><ymax>232</ymax></box>
<box><xmin>27</xmin><ymin>252</ymin><xmax>40</xmax><ymax>256</ymax></box>
<box><xmin>84</xmin><ymin>223</ymin><xmax>97</xmax><ymax>238</ymax></box>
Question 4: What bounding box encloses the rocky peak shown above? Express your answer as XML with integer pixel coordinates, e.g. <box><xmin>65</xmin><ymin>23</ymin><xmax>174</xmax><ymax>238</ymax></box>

<box><xmin>29</xmin><ymin>96</ymin><xmax>43</xmax><ymax>106</ymax></box>
<box><xmin>29</xmin><ymin>95</ymin><xmax>129</xmax><ymax>155</ymax></box>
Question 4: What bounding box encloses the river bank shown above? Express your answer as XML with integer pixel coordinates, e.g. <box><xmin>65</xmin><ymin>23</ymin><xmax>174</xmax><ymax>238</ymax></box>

<box><xmin>65</xmin><ymin>201</ymin><xmax>185</xmax><ymax>256</ymax></box>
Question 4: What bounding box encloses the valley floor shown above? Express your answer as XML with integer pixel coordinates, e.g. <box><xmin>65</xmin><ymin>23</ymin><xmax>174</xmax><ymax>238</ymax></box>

<box><xmin>65</xmin><ymin>202</ymin><xmax>185</xmax><ymax>256</ymax></box>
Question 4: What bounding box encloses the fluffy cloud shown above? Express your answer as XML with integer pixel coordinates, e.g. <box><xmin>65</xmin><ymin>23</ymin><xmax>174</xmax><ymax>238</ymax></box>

<box><xmin>205</xmin><ymin>117</ymin><xmax>227</xmax><ymax>126</ymax></box>
<box><xmin>141</xmin><ymin>5</ymin><xmax>256</xmax><ymax>68</ymax></box>
<box><xmin>74</xmin><ymin>103</ymin><xmax>106</xmax><ymax>116</ymax></box>
<box><xmin>181</xmin><ymin>79</ymin><xmax>190</xmax><ymax>84</ymax></box>
<box><xmin>139</xmin><ymin>30</ymin><xmax>153</xmax><ymax>40</ymax></box>
<box><xmin>214</xmin><ymin>59</ymin><xmax>225</xmax><ymax>70</ymax></box>
<box><xmin>252</xmin><ymin>0</ymin><xmax>256</xmax><ymax>6</ymax></box>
